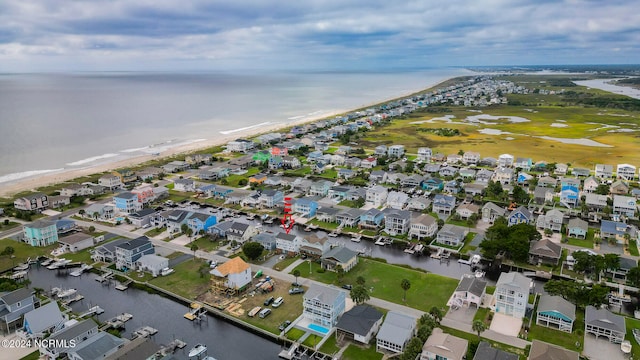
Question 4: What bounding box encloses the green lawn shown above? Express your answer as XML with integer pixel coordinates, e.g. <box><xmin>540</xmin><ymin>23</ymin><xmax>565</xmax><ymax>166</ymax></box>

<box><xmin>440</xmin><ymin>326</ymin><xmax>527</xmax><ymax>360</ymax></box>
<box><xmin>629</xmin><ymin>240</ymin><xmax>639</xmax><ymax>257</ymax></box>
<box><xmin>473</xmin><ymin>307</ymin><xmax>491</xmax><ymax>325</ymax></box>
<box><xmin>318</xmin><ymin>334</ymin><xmax>341</xmax><ymax>355</ymax></box>
<box><xmin>189</xmin><ymin>237</ymin><xmax>221</xmax><ymax>252</ymax></box>
<box><xmin>341</xmin><ymin>343</ymin><xmax>383</xmax><ymax>360</ymax></box>
<box><xmin>527</xmin><ymin>310</ymin><xmax>584</xmax><ymax>352</ymax></box>
<box><xmin>274</xmin><ymin>256</ymin><xmax>299</xmax><ymax>271</ymax></box>
<box><xmin>0</xmin><ymin>238</ymin><xmax>58</xmax><ymax>272</ymax></box>
<box><xmin>625</xmin><ymin>317</ymin><xmax>640</xmax><ymax>359</ymax></box>
<box><xmin>149</xmin><ymin>258</ymin><xmax>210</xmax><ymax>299</ymax></box>
<box><xmin>290</xmin><ymin>258</ymin><xmax>457</xmax><ymax>311</ymax></box>
<box><xmin>286</xmin><ymin>328</ymin><xmax>306</xmax><ymax>341</ymax></box>
<box><xmin>565</xmin><ymin>229</ymin><xmax>594</xmax><ymax>249</ymax></box>
<box><xmin>0</xmin><ymin>221</ymin><xmax>20</xmax><ymax>232</ymax></box>
<box><xmin>144</xmin><ymin>227</ymin><xmax>165</xmax><ymax>237</ymax></box>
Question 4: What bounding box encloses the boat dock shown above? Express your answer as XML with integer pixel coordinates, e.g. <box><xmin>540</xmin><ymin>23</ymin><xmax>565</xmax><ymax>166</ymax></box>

<box><xmin>184</xmin><ymin>302</ymin><xmax>206</xmax><ymax>321</ymax></box>
<box><xmin>79</xmin><ymin>306</ymin><xmax>104</xmax><ymax>318</ymax></box>
<box><xmin>157</xmin><ymin>339</ymin><xmax>187</xmax><ymax>356</ymax></box>
<box><xmin>62</xmin><ymin>294</ymin><xmax>84</xmax><ymax>305</ymax></box>
<box><xmin>131</xmin><ymin>326</ymin><xmax>158</xmax><ymax>339</ymax></box>
<box><xmin>115</xmin><ymin>280</ymin><xmax>132</xmax><ymax>291</ymax></box>
<box><xmin>95</xmin><ymin>272</ymin><xmax>114</xmax><ymax>283</ymax></box>
<box><xmin>278</xmin><ymin>342</ymin><xmax>299</xmax><ymax>359</ymax></box>
<box><xmin>101</xmin><ymin>313</ymin><xmax>133</xmax><ymax>330</ymax></box>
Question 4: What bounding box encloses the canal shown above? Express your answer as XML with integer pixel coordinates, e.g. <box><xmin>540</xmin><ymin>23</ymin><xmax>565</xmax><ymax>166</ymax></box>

<box><xmin>27</xmin><ymin>265</ymin><xmax>281</xmax><ymax>360</ymax></box>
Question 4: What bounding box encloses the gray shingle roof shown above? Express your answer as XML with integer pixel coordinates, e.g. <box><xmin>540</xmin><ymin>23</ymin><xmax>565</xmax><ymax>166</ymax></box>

<box><xmin>71</xmin><ymin>332</ymin><xmax>125</xmax><ymax>360</ymax></box>
<box><xmin>585</xmin><ymin>306</ymin><xmax>625</xmax><ymax>333</ymax></box>
<box><xmin>24</xmin><ymin>302</ymin><xmax>63</xmax><ymax>335</ymax></box>
<box><xmin>456</xmin><ymin>276</ymin><xmax>487</xmax><ymax>297</ymax></box>
<box><xmin>0</xmin><ymin>287</ymin><xmax>33</xmax><ymax>306</ymax></box>
<box><xmin>496</xmin><ymin>272</ymin><xmax>531</xmax><ymax>293</ymax></box>
<box><xmin>529</xmin><ymin>239</ymin><xmax>562</xmax><ymax>259</ymax></box>
<box><xmin>376</xmin><ymin>311</ymin><xmax>417</xmax><ymax>346</ymax></box>
<box><xmin>115</xmin><ymin>236</ymin><xmax>150</xmax><ymax>251</ymax></box>
<box><xmin>537</xmin><ymin>295</ymin><xmax>575</xmax><ymax>321</ymax></box>
<box><xmin>472</xmin><ymin>341</ymin><xmax>518</xmax><ymax>360</ymax></box>
<box><xmin>529</xmin><ymin>340</ymin><xmax>579</xmax><ymax>360</ymax></box>
<box><xmin>322</xmin><ymin>246</ymin><xmax>358</xmax><ymax>263</ymax></box>
<box><xmin>49</xmin><ymin>319</ymin><xmax>98</xmax><ymax>342</ymax></box>
<box><xmin>304</xmin><ymin>284</ymin><xmax>342</xmax><ymax>305</ymax></box>
<box><xmin>336</xmin><ymin>305</ymin><xmax>383</xmax><ymax>336</ymax></box>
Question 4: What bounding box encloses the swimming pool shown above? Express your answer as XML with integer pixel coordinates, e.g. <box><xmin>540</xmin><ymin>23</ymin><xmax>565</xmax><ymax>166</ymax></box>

<box><xmin>308</xmin><ymin>323</ymin><xmax>329</xmax><ymax>334</ymax></box>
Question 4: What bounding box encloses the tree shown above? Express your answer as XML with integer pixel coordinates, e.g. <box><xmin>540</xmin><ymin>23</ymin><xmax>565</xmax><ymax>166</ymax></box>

<box><xmin>242</xmin><ymin>242</ymin><xmax>264</xmax><ymax>261</ymax></box>
<box><xmin>512</xmin><ymin>185</ymin><xmax>529</xmax><ymax>204</ymax></box>
<box><xmin>429</xmin><ymin>306</ymin><xmax>443</xmax><ymax>324</ymax></box>
<box><xmin>78</xmin><ymin>209</ymin><xmax>85</xmax><ymax>218</ymax></box>
<box><xmin>472</xmin><ymin>320</ymin><xmax>486</xmax><ymax>339</ymax></box>
<box><xmin>417</xmin><ymin>325</ymin><xmax>434</xmax><ymax>342</ymax></box>
<box><xmin>628</xmin><ymin>267</ymin><xmax>640</xmax><ymax>288</ymax></box>
<box><xmin>336</xmin><ymin>265</ymin><xmax>345</xmax><ymax>284</ymax></box>
<box><xmin>92</xmin><ymin>212</ymin><xmax>99</xmax><ymax>220</ymax></box>
<box><xmin>189</xmin><ymin>243</ymin><xmax>199</xmax><ymax>256</ymax></box>
<box><xmin>293</xmin><ymin>269</ymin><xmax>301</xmax><ymax>284</ymax></box>
<box><xmin>350</xmin><ymin>285</ymin><xmax>370</xmax><ymax>305</ymax></box>
<box><xmin>88</xmin><ymin>226</ymin><xmax>95</xmax><ymax>233</ymax></box>
<box><xmin>180</xmin><ymin>224</ymin><xmax>189</xmax><ymax>235</ymax></box>
<box><xmin>356</xmin><ymin>276</ymin><xmax>366</xmax><ymax>286</ymax></box>
<box><xmin>595</xmin><ymin>184</ymin><xmax>610</xmax><ymax>195</ymax></box>
<box><xmin>400</xmin><ymin>279</ymin><xmax>411</xmax><ymax>302</ymax></box>
<box><xmin>1</xmin><ymin>246</ymin><xmax>15</xmax><ymax>256</ymax></box>
<box><xmin>604</xmin><ymin>253</ymin><xmax>620</xmax><ymax>271</ymax></box>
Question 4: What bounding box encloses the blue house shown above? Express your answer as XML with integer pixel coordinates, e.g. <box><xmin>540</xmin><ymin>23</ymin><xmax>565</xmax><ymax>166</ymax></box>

<box><xmin>560</xmin><ymin>184</ymin><xmax>579</xmax><ymax>208</ymax></box>
<box><xmin>113</xmin><ymin>191</ymin><xmax>142</xmax><ymax>214</ymax></box>
<box><xmin>115</xmin><ymin>236</ymin><xmax>154</xmax><ymax>271</ymax></box>
<box><xmin>507</xmin><ymin>206</ymin><xmax>533</xmax><ymax>226</ymax></box>
<box><xmin>293</xmin><ymin>197</ymin><xmax>319</xmax><ymax>218</ymax></box>
<box><xmin>23</xmin><ymin>220</ymin><xmax>58</xmax><ymax>247</ymax></box>
<box><xmin>253</xmin><ymin>232</ymin><xmax>277</xmax><ymax>251</ymax></box>
<box><xmin>421</xmin><ymin>178</ymin><xmax>444</xmax><ymax>191</ymax></box>
<box><xmin>0</xmin><ymin>288</ymin><xmax>36</xmax><ymax>334</ymax></box>
<box><xmin>359</xmin><ymin>208</ymin><xmax>385</xmax><ymax>229</ymax></box>
<box><xmin>212</xmin><ymin>186</ymin><xmax>234</xmax><ymax>199</ymax></box>
<box><xmin>55</xmin><ymin>219</ymin><xmax>76</xmax><ymax>234</ymax></box>
<box><xmin>600</xmin><ymin>220</ymin><xmax>627</xmax><ymax>243</ymax></box>
<box><xmin>188</xmin><ymin>213</ymin><xmax>217</xmax><ymax>234</ymax></box>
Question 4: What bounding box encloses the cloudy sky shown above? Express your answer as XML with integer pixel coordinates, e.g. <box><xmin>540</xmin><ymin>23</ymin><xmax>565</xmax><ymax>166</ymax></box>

<box><xmin>1</xmin><ymin>0</ymin><xmax>638</xmax><ymax>72</ymax></box>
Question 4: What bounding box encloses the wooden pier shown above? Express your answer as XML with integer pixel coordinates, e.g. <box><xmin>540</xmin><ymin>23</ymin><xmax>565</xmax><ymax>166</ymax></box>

<box><xmin>115</xmin><ymin>280</ymin><xmax>132</xmax><ymax>291</ymax></box>
<box><xmin>157</xmin><ymin>339</ymin><xmax>187</xmax><ymax>356</ymax></box>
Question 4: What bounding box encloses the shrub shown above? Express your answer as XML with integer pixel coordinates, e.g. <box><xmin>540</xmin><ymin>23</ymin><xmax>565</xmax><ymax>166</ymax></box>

<box><xmin>316</xmin><ymin>268</ymin><xmax>326</xmax><ymax>273</ymax></box>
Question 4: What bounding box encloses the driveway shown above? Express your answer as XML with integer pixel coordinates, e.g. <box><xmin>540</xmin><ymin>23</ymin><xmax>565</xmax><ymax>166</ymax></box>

<box><xmin>583</xmin><ymin>334</ymin><xmax>626</xmax><ymax>360</ymax></box>
<box><xmin>489</xmin><ymin>312</ymin><xmax>522</xmax><ymax>337</ymax></box>
<box><xmin>444</xmin><ymin>305</ymin><xmax>477</xmax><ymax>325</ymax></box>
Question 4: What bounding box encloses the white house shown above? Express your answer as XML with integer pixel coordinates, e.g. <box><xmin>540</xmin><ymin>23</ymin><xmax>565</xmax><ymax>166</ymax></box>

<box><xmin>498</xmin><ymin>154</ymin><xmax>514</xmax><ymax>167</ymax></box>
<box><xmin>450</xmin><ymin>274</ymin><xmax>487</xmax><ymax>308</ymax></box>
<box><xmin>495</xmin><ymin>272</ymin><xmax>531</xmax><ymax>319</ymax></box>
<box><xmin>376</xmin><ymin>311</ymin><xmax>417</xmax><ymax>354</ymax></box>
<box><xmin>210</xmin><ymin>257</ymin><xmax>252</xmax><ymax>291</ymax></box>
<box><xmin>595</xmin><ymin>164</ymin><xmax>613</xmax><ymax>178</ymax></box>
<box><xmin>366</xmin><ymin>185</ymin><xmax>389</xmax><ymax>207</ymax></box>
<box><xmin>275</xmin><ymin>232</ymin><xmax>301</xmax><ymax>255</ymax></box>
<box><xmin>135</xmin><ymin>254</ymin><xmax>169</xmax><ymax>277</ymax></box>
<box><xmin>409</xmin><ymin>214</ymin><xmax>438</xmax><ymax>240</ymax></box>
<box><xmin>417</xmin><ymin>147</ymin><xmax>432</xmax><ymax>162</ymax></box>
<box><xmin>617</xmin><ymin>164</ymin><xmax>636</xmax><ymax>181</ymax></box>
<box><xmin>303</xmin><ymin>284</ymin><xmax>346</xmax><ymax>328</ymax></box>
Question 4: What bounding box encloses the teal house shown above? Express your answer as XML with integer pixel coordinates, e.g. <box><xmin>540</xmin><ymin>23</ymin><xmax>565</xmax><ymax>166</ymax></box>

<box><xmin>23</xmin><ymin>220</ymin><xmax>58</xmax><ymax>247</ymax></box>
<box><xmin>536</xmin><ymin>295</ymin><xmax>575</xmax><ymax>332</ymax></box>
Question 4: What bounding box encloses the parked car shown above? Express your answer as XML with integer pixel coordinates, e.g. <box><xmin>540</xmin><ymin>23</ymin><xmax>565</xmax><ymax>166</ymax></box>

<box><xmin>272</xmin><ymin>297</ymin><xmax>284</xmax><ymax>308</ymax></box>
<box><xmin>279</xmin><ymin>320</ymin><xmax>291</xmax><ymax>331</ymax></box>
<box><xmin>341</xmin><ymin>284</ymin><xmax>352</xmax><ymax>290</ymax></box>
<box><xmin>289</xmin><ymin>287</ymin><xmax>305</xmax><ymax>295</ymax></box>
<box><xmin>264</xmin><ymin>296</ymin><xmax>275</xmax><ymax>306</ymax></box>
<box><xmin>259</xmin><ymin>308</ymin><xmax>272</xmax><ymax>318</ymax></box>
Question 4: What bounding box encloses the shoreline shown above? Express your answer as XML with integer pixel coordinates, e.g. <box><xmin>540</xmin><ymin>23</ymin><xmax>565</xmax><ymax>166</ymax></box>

<box><xmin>0</xmin><ymin>74</ymin><xmax>463</xmax><ymax>198</ymax></box>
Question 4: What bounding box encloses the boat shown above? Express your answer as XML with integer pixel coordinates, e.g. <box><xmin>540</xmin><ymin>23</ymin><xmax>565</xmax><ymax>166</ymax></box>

<box><xmin>474</xmin><ymin>270</ymin><xmax>485</xmax><ymax>278</ymax></box>
<box><xmin>633</xmin><ymin>328</ymin><xmax>640</xmax><ymax>344</ymax></box>
<box><xmin>13</xmin><ymin>263</ymin><xmax>29</xmax><ymax>271</ymax></box>
<box><xmin>328</xmin><ymin>232</ymin><xmax>338</xmax><ymax>237</ymax></box>
<box><xmin>351</xmin><ymin>234</ymin><xmax>362</xmax><ymax>242</ymax></box>
<box><xmin>202</xmin><ymin>356</ymin><xmax>217</xmax><ymax>360</ymax></box>
<box><xmin>56</xmin><ymin>288</ymin><xmax>78</xmax><ymax>298</ymax></box>
<box><xmin>470</xmin><ymin>254</ymin><xmax>481</xmax><ymax>265</ymax></box>
<box><xmin>304</xmin><ymin>226</ymin><xmax>312</xmax><ymax>232</ymax></box>
<box><xmin>40</xmin><ymin>258</ymin><xmax>53</xmax><ymax>266</ymax></box>
<box><xmin>188</xmin><ymin>344</ymin><xmax>207</xmax><ymax>358</ymax></box>
<box><xmin>11</xmin><ymin>271</ymin><xmax>28</xmax><ymax>280</ymax></box>
<box><xmin>621</xmin><ymin>340</ymin><xmax>632</xmax><ymax>354</ymax></box>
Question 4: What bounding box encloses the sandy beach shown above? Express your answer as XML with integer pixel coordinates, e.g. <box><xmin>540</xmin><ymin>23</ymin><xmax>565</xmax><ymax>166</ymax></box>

<box><xmin>0</xmin><ymin>75</ymin><xmax>458</xmax><ymax>199</ymax></box>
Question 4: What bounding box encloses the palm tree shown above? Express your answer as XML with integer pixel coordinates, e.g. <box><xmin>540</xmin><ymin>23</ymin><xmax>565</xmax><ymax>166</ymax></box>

<box><xmin>78</xmin><ymin>209</ymin><xmax>85</xmax><ymax>218</ymax></box>
<box><xmin>350</xmin><ymin>285</ymin><xmax>370</xmax><ymax>305</ymax></box>
<box><xmin>429</xmin><ymin>306</ymin><xmax>443</xmax><ymax>324</ymax></box>
<box><xmin>92</xmin><ymin>212</ymin><xmax>99</xmax><ymax>221</ymax></box>
<box><xmin>189</xmin><ymin>243</ymin><xmax>199</xmax><ymax>257</ymax></box>
<box><xmin>293</xmin><ymin>269</ymin><xmax>301</xmax><ymax>284</ymax></box>
<box><xmin>335</xmin><ymin>265</ymin><xmax>345</xmax><ymax>284</ymax></box>
<box><xmin>400</xmin><ymin>279</ymin><xmax>411</xmax><ymax>302</ymax></box>
<box><xmin>472</xmin><ymin>320</ymin><xmax>486</xmax><ymax>339</ymax></box>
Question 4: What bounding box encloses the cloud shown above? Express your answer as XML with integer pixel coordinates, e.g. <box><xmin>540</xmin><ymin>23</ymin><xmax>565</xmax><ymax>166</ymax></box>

<box><xmin>0</xmin><ymin>0</ymin><xmax>638</xmax><ymax>71</ymax></box>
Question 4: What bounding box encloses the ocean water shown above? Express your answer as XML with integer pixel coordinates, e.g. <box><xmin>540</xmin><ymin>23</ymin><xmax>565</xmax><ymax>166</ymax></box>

<box><xmin>0</xmin><ymin>69</ymin><xmax>469</xmax><ymax>184</ymax></box>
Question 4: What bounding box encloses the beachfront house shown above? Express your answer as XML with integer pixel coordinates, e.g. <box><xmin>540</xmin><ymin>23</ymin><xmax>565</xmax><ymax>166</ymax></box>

<box><xmin>536</xmin><ymin>295</ymin><xmax>575</xmax><ymax>333</ymax></box>
<box><xmin>14</xmin><ymin>193</ymin><xmax>49</xmax><ymax>212</ymax></box>
<box><xmin>210</xmin><ymin>257</ymin><xmax>252</xmax><ymax>293</ymax></box>
<box><xmin>600</xmin><ymin>220</ymin><xmax>628</xmax><ymax>243</ymax></box>
<box><xmin>114</xmin><ymin>236</ymin><xmax>154</xmax><ymax>271</ymax></box>
<box><xmin>335</xmin><ymin>305</ymin><xmax>383</xmax><ymax>345</ymax></box>
<box><xmin>226</xmin><ymin>139</ymin><xmax>255</xmax><ymax>153</ymax></box>
<box><xmin>376</xmin><ymin>311</ymin><xmax>417</xmax><ymax>354</ymax></box>
<box><xmin>498</xmin><ymin>154</ymin><xmax>514</xmax><ymax>167</ymax></box>
<box><xmin>293</xmin><ymin>197</ymin><xmax>319</xmax><ymax>218</ymax></box>
<box><xmin>173</xmin><ymin>178</ymin><xmax>195</xmax><ymax>192</ymax></box>
<box><xmin>529</xmin><ymin>239</ymin><xmax>562</xmax><ymax>266</ymax></box>
<box><xmin>495</xmin><ymin>272</ymin><xmax>531</xmax><ymax>319</ymax></box>
<box><xmin>420</xmin><ymin>328</ymin><xmax>468</xmax><ymax>360</ymax></box>
<box><xmin>567</xmin><ymin>218</ymin><xmax>588</xmax><ymax>239</ymax></box>
<box><xmin>299</xmin><ymin>233</ymin><xmax>331</xmax><ymax>258</ymax></box>
<box><xmin>303</xmin><ymin>284</ymin><xmax>346</xmax><ymax>328</ymax></box>
<box><xmin>98</xmin><ymin>174</ymin><xmax>123</xmax><ymax>191</ymax></box>
<box><xmin>23</xmin><ymin>220</ymin><xmax>58</xmax><ymax>247</ymax></box>
<box><xmin>0</xmin><ymin>288</ymin><xmax>36</xmax><ymax>334</ymax></box>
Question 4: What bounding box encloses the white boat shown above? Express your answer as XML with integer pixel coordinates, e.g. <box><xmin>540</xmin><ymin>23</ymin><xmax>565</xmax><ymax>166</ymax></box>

<box><xmin>41</xmin><ymin>258</ymin><xmax>53</xmax><ymax>266</ymax></box>
<box><xmin>11</xmin><ymin>271</ymin><xmax>28</xmax><ymax>279</ymax></box>
<box><xmin>633</xmin><ymin>328</ymin><xmax>640</xmax><ymax>344</ymax></box>
<box><xmin>351</xmin><ymin>234</ymin><xmax>362</xmax><ymax>242</ymax></box>
<box><xmin>621</xmin><ymin>340</ymin><xmax>632</xmax><ymax>354</ymax></box>
<box><xmin>328</xmin><ymin>232</ymin><xmax>338</xmax><ymax>237</ymax></box>
<box><xmin>475</xmin><ymin>270</ymin><xmax>485</xmax><ymax>278</ymax></box>
<box><xmin>13</xmin><ymin>263</ymin><xmax>29</xmax><ymax>271</ymax></box>
<box><xmin>202</xmin><ymin>357</ymin><xmax>217</xmax><ymax>360</ymax></box>
<box><xmin>470</xmin><ymin>254</ymin><xmax>481</xmax><ymax>265</ymax></box>
<box><xmin>188</xmin><ymin>344</ymin><xmax>207</xmax><ymax>358</ymax></box>
<box><xmin>57</xmin><ymin>288</ymin><xmax>78</xmax><ymax>298</ymax></box>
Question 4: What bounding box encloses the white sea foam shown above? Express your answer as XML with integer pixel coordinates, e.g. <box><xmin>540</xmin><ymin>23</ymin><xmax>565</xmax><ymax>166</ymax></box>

<box><xmin>550</xmin><ymin>123</ymin><xmax>568</xmax><ymax>128</ymax></box>
<box><xmin>0</xmin><ymin>168</ymin><xmax>65</xmax><ymax>184</ymax></box>
<box><xmin>66</xmin><ymin>153</ymin><xmax>119</xmax><ymax>166</ymax></box>
<box><xmin>608</xmin><ymin>129</ymin><xmax>637</xmax><ymax>133</ymax></box>
<box><xmin>120</xmin><ymin>146</ymin><xmax>149</xmax><ymax>153</ymax></box>
<box><xmin>220</xmin><ymin>122</ymin><xmax>273</xmax><ymax>135</ymax></box>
